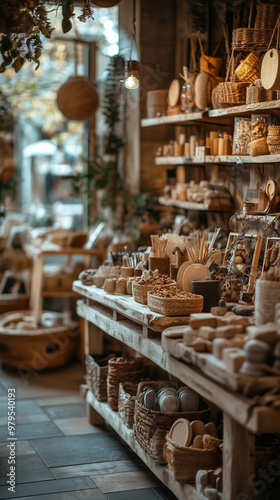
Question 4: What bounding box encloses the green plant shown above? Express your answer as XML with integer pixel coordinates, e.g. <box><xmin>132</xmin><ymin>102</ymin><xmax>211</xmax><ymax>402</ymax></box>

<box><xmin>72</xmin><ymin>155</ymin><xmax>117</xmax><ymax>209</ymax></box>
<box><xmin>0</xmin><ymin>0</ymin><xmax>94</xmax><ymax>73</ymax></box>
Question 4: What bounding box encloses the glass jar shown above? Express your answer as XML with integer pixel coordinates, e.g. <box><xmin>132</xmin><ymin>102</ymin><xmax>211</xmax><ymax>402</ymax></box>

<box><xmin>251</xmin><ymin>114</ymin><xmax>271</xmax><ymax>140</ymax></box>
<box><xmin>232</xmin><ymin>117</ymin><xmax>251</xmax><ymax>155</ymax></box>
<box><xmin>180</xmin><ymin>83</ymin><xmax>193</xmax><ymax>113</ymax></box>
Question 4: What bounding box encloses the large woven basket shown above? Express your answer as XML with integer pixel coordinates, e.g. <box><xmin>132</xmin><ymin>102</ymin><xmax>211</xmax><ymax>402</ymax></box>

<box><xmin>118</xmin><ymin>382</ymin><xmax>139</xmax><ymax>428</ymax></box>
<box><xmin>147</xmin><ymin>292</ymin><xmax>203</xmax><ymax>316</ymax></box>
<box><xmin>216</xmin><ymin>81</ymin><xmax>249</xmax><ymax>106</ymax></box>
<box><xmin>132</xmin><ymin>281</ymin><xmax>174</xmax><ymax>305</ymax></box>
<box><xmin>107</xmin><ymin>357</ymin><xmax>144</xmax><ymax>411</ymax></box>
<box><xmin>255</xmin><ymin>3</ymin><xmax>280</xmax><ymax>31</ymax></box>
<box><xmin>235</xmin><ymin>53</ymin><xmax>262</xmax><ymax>84</ymax></box>
<box><xmin>85</xmin><ymin>352</ymin><xmax>120</xmax><ymax>401</ymax></box>
<box><xmin>133</xmin><ymin>381</ymin><xmax>210</xmax><ymax>464</ymax></box>
<box><xmin>163</xmin><ymin>434</ymin><xmax>222</xmax><ymax>483</ymax></box>
<box><xmin>232</xmin><ymin>28</ymin><xmax>275</xmax><ymax>52</ymax></box>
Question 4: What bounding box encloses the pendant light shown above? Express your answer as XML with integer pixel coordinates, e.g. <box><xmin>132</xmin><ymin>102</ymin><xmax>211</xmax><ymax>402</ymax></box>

<box><xmin>124</xmin><ymin>0</ymin><xmax>139</xmax><ymax>90</ymax></box>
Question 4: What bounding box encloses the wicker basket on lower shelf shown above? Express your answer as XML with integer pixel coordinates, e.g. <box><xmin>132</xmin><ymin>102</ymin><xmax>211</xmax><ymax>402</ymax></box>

<box><xmin>107</xmin><ymin>357</ymin><xmax>145</xmax><ymax>411</ymax></box>
<box><xmin>163</xmin><ymin>434</ymin><xmax>222</xmax><ymax>483</ymax></box>
<box><xmin>85</xmin><ymin>352</ymin><xmax>120</xmax><ymax>402</ymax></box>
<box><xmin>118</xmin><ymin>382</ymin><xmax>139</xmax><ymax>428</ymax></box>
<box><xmin>133</xmin><ymin>381</ymin><xmax>210</xmax><ymax>464</ymax></box>
<box><xmin>147</xmin><ymin>291</ymin><xmax>203</xmax><ymax>316</ymax></box>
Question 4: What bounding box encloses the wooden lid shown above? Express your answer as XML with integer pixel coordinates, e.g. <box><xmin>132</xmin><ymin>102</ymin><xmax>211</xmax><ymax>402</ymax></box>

<box><xmin>168</xmin><ymin>79</ymin><xmax>180</xmax><ymax>107</ymax></box>
<box><xmin>170</xmin><ymin>418</ymin><xmax>192</xmax><ymax>447</ymax></box>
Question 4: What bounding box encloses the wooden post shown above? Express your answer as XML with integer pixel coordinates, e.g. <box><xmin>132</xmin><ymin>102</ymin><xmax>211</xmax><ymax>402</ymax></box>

<box><xmin>223</xmin><ymin>412</ymin><xmax>255</xmax><ymax>500</ymax></box>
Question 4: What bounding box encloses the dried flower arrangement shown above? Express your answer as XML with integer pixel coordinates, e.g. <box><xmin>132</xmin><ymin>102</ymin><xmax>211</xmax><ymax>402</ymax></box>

<box><xmin>0</xmin><ymin>0</ymin><xmax>95</xmax><ymax>73</ymax></box>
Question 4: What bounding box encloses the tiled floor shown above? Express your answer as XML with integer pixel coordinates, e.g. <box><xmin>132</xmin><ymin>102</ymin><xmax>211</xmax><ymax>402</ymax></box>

<box><xmin>0</xmin><ymin>361</ymin><xmax>177</xmax><ymax>500</ymax></box>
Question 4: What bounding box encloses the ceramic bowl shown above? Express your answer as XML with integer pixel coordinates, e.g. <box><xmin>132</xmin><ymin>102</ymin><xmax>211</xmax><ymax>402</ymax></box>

<box><xmin>159</xmin><ymin>394</ymin><xmax>179</xmax><ymax>413</ymax></box>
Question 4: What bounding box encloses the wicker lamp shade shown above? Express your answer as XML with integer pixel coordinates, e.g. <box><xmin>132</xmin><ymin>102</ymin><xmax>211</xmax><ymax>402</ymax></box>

<box><xmin>92</xmin><ymin>0</ymin><xmax>121</xmax><ymax>6</ymax></box>
<box><xmin>57</xmin><ymin>76</ymin><xmax>99</xmax><ymax>121</ymax></box>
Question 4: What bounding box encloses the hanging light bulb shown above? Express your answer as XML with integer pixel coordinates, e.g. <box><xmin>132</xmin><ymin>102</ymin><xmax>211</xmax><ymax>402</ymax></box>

<box><xmin>125</xmin><ymin>60</ymin><xmax>139</xmax><ymax>89</ymax></box>
<box><xmin>124</xmin><ymin>0</ymin><xmax>139</xmax><ymax>91</ymax></box>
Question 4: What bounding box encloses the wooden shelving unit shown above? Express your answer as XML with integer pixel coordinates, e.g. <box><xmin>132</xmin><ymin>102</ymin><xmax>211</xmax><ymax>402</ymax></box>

<box><xmin>208</xmin><ymin>99</ymin><xmax>280</xmax><ymax>118</ymax></box>
<box><xmin>74</xmin><ymin>282</ymin><xmax>280</xmax><ymax>500</ymax></box>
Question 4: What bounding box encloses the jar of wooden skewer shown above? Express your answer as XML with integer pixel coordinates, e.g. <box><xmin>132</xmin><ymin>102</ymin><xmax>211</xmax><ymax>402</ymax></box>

<box><xmin>149</xmin><ymin>235</ymin><xmax>170</xmax><ymax>275</ymax></box>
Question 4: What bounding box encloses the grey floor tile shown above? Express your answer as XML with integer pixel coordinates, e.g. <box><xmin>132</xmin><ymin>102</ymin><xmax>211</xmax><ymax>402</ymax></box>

<box><xmin>93</xmin><ymin>471</ymin><xmax>161</xmax><ymax>493</ymax></box>
<box><xmin>53</xmin><ymin>417</ymin><xmax>104</xmax><ymax>435</ymax></box>
<box><xmin>51</xmin><ymin>459</ymin><xmax>147</xmax><ymax>479</ymax></box>
<box><xmin>153</xmin><ymin>486</ymin><xmax>179</xmax><ymax>500</ymax></box>
<box><xmin>16</xmin><ymin>414</ymin><xmax>50</xmax><ymax>424</ymax></box>
<box><xmin>0</xmin><ymin>421</ymin><xmax>63</xmax><ymax>442</ymax></box>
<box><xmin>106</xmin><ymin>488</ymin><xmax>163</xmax><ymax>500</ymax></box>
<box><xmin>0</xmin><ymin>400</ymin><xmax>45</xmax><ymax>418</ymax></box>
<box><xmin>36</xmin><ymin>395</ymin><xmax>83</xmax><ymax>406</ymax></box>
<box><xmin>9</xmin><ymin>489</ymin><xmax>106</xmax><ymax>500</ymax></box>
<box><xmin>0</xmin><ymin>453</ymin><xmax>54</xmax><ymax>486</ymax></box>
<box><xmin>31</xmin><ymin>433</ymin><xmax>133</xmax><ymax>467</ymax></box>
<box><xmin>0</xmin><ymin>476</ymin><xmax>97</xmax><ymax>499</ymax></box>
<box><xmin>44</xmin><ymin>403</ymin><xmax>86</xmax><ymax>420</ymax></box>
<box><xmin>0</xmin><ymin>441</ymin><xmax>36</xmax><ymax>457</ymax></box>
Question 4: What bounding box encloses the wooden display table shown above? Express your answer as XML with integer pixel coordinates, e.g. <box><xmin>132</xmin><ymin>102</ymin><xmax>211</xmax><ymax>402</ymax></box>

<box><xmin>74</xmin><ymin>280</ymin><xmax>280</xmax><ymax>500</ymax></box>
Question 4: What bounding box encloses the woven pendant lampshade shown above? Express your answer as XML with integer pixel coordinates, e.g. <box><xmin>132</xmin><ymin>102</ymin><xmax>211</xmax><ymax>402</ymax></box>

<box><xmin>57</xmin><ymin>76</ymin><xmax>99</xmax><ymax>121</ymax></box>
<box><xmin>92</xmin><ymin>1</ymin><xmax>121</xmax><ymax>7</ymax></box>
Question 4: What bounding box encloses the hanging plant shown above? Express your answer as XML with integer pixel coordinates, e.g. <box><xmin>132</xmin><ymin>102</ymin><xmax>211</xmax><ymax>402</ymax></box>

<box><xmin>0</xmin><ymin>0</ymin><xmax>95</xmax><ymax>73</ymax></box>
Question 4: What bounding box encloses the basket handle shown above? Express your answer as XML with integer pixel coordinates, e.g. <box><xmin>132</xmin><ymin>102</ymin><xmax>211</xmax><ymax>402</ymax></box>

<box><xmin>248</xmin><ymin>0</ymin><xmax>253</xmax><ymax>29</ymax></box>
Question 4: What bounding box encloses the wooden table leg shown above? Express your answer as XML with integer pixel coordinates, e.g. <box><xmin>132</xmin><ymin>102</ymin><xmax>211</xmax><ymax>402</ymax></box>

<box><xmin>223</xmin><ymin>412</ymin><xmax>255</xmax><ymax>500</ymax></box>
<box><xmin>32</xmin><ymin>254</ymin><xmax>44</xmax><ymax>324</ymax></box>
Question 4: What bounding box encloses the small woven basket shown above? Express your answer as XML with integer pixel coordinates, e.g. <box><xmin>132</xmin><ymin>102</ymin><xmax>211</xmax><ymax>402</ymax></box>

<box><xmin>107</xmin><ymin>357</ymin><xmax>144</xmax><ymax>411</ymax></box>
<box><xmin>133</xmin><ymin>381</ymin><xmax>210</xmax><ymax>464</ymax></box>
<box><xmin>246</xmin><ymin>85</ymin><xmax>276</xmax><ymax>104</ymax></box>
<box><xmin>147</xmin><ymin>292</ymin><xmax>203</xmax><ymax>316</ymax></box>
<box><xmin>85</xmin><ymin>353</ymin><xmax>119</xmax><ymax>402</ymax></box>
<box><xmin>255</xmin><ymin>3</ymin><xmax>280</xmax><ymax>31</ymax></box>
<box><xmin>235</xmin><ymin>53</ymin><xmax>262</xmax><ymax>84</ymax></box>
<box><xmin>118</xmin><ymin>382</ymin><xmax>139</xmax><ymax>428</ymax></box>
<box><xmin>216</xmin><ymin>81</ymin><xmax>249</xmax><ymax>106</ymax></box>
<box><xmin>163</xmin><ymin>434</ymin><xmax>222</xmax><ymax>483</ymax></box>
<box><xmin>132</xmin><ymin>281</ymin><xmax>174</xmax><ymax>305</ymax></box>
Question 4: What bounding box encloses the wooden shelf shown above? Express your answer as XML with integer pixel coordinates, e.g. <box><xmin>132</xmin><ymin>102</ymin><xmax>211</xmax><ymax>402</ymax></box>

<box><xmin>85</xmin><ymin>389</ymin><xmax>198</xmax><ymax>500</ymax></box>
<box><xmin>74</xmin><ymin>286</ymin><xmax>280</xmax><ymax>435</ymax></box>
<box><xmin>209</xmin><ymin>99</ymin><xmax>280</xmax><ymax>118</ymax></box>
<box><xmin>141</xmin><ymin>112</ymin><xmax>232</xmax><ymax>127</ymax></box>
<box><xmin>155</xmin><ymin>155</ymin><xmax>280</xmax><ymax>165</ymax></box>
<box><xmin>158</xmin><ymin>196</ymin><xmax>233</xmax><ymax>212</ymax></box>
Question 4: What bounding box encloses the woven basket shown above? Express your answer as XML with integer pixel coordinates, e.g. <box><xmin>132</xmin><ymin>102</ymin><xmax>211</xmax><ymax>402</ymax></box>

<box><xmin>84</xmin><ymin>353</ymin><xmax>121</xmax><ymax>401</ymax></box>
<box><xmin>118</xmin><ymin>382</ymin><xmax>139</xmax><ymax>428</ymax></box>
<box><xmin>163</xmin><ymin>434</ymin><xmax>222</xmax><ymax>483</ymax></box>
<box><xmin>133</xmin><ymin>381</ymin><xmax>210</xmax><ymax>464</ymax></box>
<box><xmin>107</xmin><ymin>357</ymin><xmax>144</xmax><ymax>411</ymax></box>
<box><xmin>132</xmin><ymin>281</ymin><xmax>174</xmax><ymax>305</ymax></box>
<box><xmin>147</xmin><ymin>292</ymin><xmax>203</xmax><ymax>316</ymax></box>
<box><xmin>235</xmin><ymin>53</ymin><xmax>262</xmax><ymax>84</ymax></box>
<box><xmin>246</xmin><ymin>85</ymin><xmax>276</xmax><ymax>104</ymax></box>
<box><xmin>268</xmin><ymin>145</ymin><xmax>280</xmax><ymax>154</ymax></box>
<box><xmin>255</xmin><ymin>4</ymin><xmax>280</xmax><ymax>31</ymax></box>
<box><xmin>216</xmin><ymin>82</ymin><xmax>249</xmax><ymax>106</ymax></box>
<box><xmin>232</xmin><ymin>28</ymin><xmax>275</xmax><ymax>52</ymax></box>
